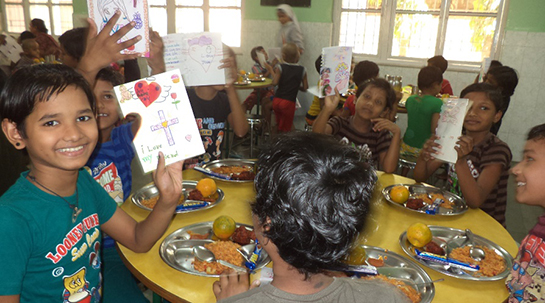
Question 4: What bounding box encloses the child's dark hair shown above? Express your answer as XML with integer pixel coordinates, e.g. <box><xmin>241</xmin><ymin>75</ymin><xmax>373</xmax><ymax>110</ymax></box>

<box><xmin>527</xmin><ymin>123</ymin><xmax>545</xmax><ymax>141</ymax></box>
<box><xmin>250</xmin><ymin>46</ymin><xmax>265</xmax><ymax>63</ymax></box>
<box><xmin>418</xmin><ymin>66</ymin><xmax>443</xmax><ymax>90</ymax></box>
<box><xmin>486</xmin><ymin>66</ymin><xmax>518</xmax><ymax>97</ymax></box>
<box><xmin>252</xmin><ymin>132</ymin><xmax>376</xmax><ymax>277</ymax></box>
<box><xmin>0</xmin><ymin>64</ymin><xmax>95</xmax><ymax>138</ymax></box>
<box><xmin>59</xmin><ymin>28</ymin><xmax>87</xmax><ymax>62</ymax></box>
<box><xmin>18</xmin><ymin>31</ymin><xmax>36</xmax><ymax>44</ymax></box>
<box><xmin>460</xmin><ymin>82</ymin><xmax>503</xmax><ymax>112</ymax></box>
<box><xmin>30</xmin><ymin>19</ymin><xmax>48</xmax><ymax>33</ymax></box>
<box><xmin>315</xmin><ymin>55</ymin><xmax>322</xmax><ymax>74</ymax></box>
<box><xmin>352</xmin><ymin>60</ymin><xmax>379</xmax><ymax>87</ymax></box>
<box><xmin>96</xmin><ymin>67</ymin><xmax>124</xmax><ymax>87</ymax></box>
<box><xmin>427</xmin><ymin>55</ymin><xmax>448</xmax><ymax>73</ymax></box>
<box><xmin>355</xmin><ymin>78</ymin><xmax>396</xmax><ymax>112</ymax></box>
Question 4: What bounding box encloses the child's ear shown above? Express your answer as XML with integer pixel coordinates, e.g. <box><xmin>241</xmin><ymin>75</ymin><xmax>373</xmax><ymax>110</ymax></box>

<box><xmin>493</xmin><ymin>110</ymin><xmax>503</xmax><ymax>123</ymax></box>
<box><xmin>1</xmin><ymin>119</ymin><xmax>26</xmax><ymax>150</ymax></box>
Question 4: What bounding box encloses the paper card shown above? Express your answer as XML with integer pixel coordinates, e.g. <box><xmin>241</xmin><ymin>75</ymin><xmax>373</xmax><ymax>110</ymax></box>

<box><xmin>267</xmin><ymin>47</ymin><xmax>282</xmax><ymax>62</ymax></box>
<box><xmin>87</xmin><ymin>0</ymin><xmax>150</xmax><ymax>57</ymax></box>
<box><xmin>480</xmin><ymin>57</ymin><xmax>492</xmax><ymax>82</ymax></box>
<box><xmin>0</xmin><ymin>33</ymin><xmax>22</xmax><ymax>63</ymax></box>
<box><xmin>114</xmin><ymin>69</ymin><xmax>204</xmax><ymax>173</ymax></box>
<box><xmin>317</xmin><ymin>46</ymin><xmax>352</xmax><ymax>97</ymax></box>
<box><xmin>433</xmin><ymin>98</ymin><xmax>473</xmax><ymax>163</ymax></box>
<box><xmin>256</xmin><ymin>51</ymin><xmax>267</xmax><ymax>69</ymax></box>
<box><xmin>163</xmin><ymin>32</ymin><xmax>225</xmax><ymax>87</ymax></box>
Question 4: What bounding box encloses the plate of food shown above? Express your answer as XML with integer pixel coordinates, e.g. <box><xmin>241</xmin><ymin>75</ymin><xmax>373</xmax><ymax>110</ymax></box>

<box><xmin>347</xmin><ymin>245</ymin><xmax>435</xmax><ymax>303</ymax></box>
<box><xmin>249</xmin><ymin>77</ymin><xmax>266</xmax><ymax>82</ymax></box>
<box><xmin>200</xmin><ymin>159</ymin><xmax>256</xmax><ymax>183</ymax></box>
<box><xmin>382</xmin><ymin>184</ymin><xmax>467</xmax><ymax>216</ymax></box>
<box><xmin>131</xmin><ymin>180</ymin><xmax>224</xmax><ymax>213</ymax></box>
<box><xmin>159</xmin><ymin>219</ymin><xmax>271</xmax><ymax>277</ymax></box>
<box><xmin>399</xmin><ymin>225</ymin><xmax>513</xmax><ymax>281</ymax></box>
<box><xmin>234</xmin><ymin>80</ymin><xmax>251</xmax><ymax>86</ymax></box>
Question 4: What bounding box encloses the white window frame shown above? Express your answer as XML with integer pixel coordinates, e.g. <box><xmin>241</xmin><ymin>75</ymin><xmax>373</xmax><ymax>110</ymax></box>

<box><xmin>332</xmin><ymin>0</ymin><xmax>510</xmax><ymax>71</ymax></box>
<box><xmin>1</xmin><ymin>0</ymin><xmax>73</xmax><ymax>37</ymax></box>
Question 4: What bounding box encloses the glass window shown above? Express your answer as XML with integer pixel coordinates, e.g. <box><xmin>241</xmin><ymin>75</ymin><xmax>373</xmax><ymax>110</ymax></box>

<box><xmin>3</xmin><ymin>0</ymin><xmax>73</xmax><ymax>37</ymax></box>
<box><xmin>175</xmin><ymin>8</ymin><xmax>204</xmax><ymax>33</ymax></box>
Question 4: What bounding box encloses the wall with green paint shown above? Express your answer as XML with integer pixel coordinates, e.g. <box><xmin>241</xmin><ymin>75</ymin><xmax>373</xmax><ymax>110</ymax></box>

<box><xmin>505</xmin><ymin>0</ymin><xmax>545</xmax><ymax>32</ymax></box>
<box><xmin>73</xmin><ymin>0</ymin><xmax>87</xmax><ymax>15</ymax></box>
<box><xmin>244</xmin><ymin>1</ymin><xmax>333</xmax><ymax>22</ymax></box>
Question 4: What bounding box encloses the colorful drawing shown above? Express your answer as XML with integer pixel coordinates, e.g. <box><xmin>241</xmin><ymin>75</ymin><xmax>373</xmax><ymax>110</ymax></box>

<box><xmin>150</xmin><ymin>110</ymin><xmax>180</xmax><ymax>146</ymax></box>
<box><xmin>316</xmin><ymin>46</ymin><xmax>352</xmax><ymax>98</ymax></box>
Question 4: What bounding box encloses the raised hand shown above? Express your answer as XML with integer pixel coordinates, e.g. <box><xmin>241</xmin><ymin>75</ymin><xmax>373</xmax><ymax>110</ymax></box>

<box><xmin>420</xmin><ymin>135</ymin><xmax>441</xmax><ymax>162</ymax></box>
<box><xmin>152</xmin><ymin>152</ymin><xmax>184</xmax><ymax>211</ymax></box>
<box><xmin>454</xmin><ymin>135</ymin><xmax>474</xmax><ymax>160</ymax></box>
<box><xmin>147</xmin><ymin>29</ymin><xmax>165</xmax><ymax>75</ymax></box>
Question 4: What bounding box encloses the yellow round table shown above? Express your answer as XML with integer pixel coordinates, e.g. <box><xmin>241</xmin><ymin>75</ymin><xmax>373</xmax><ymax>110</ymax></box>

<box><xmin>118</xmin><ymin>170</ymin><xmax>518</xmax><ymax>303</ymax></box>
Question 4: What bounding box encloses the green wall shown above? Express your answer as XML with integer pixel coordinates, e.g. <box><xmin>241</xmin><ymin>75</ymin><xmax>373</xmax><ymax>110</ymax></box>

<box><xmin>244</xmin><ymin>1</ymin><xmax>333</xmax><ymax>22</ymax></box>
<box><xmin>505</xmin><ymin>0</ymin><xmax>545</xmax><ymax>32</ymax></box>
<box><xmin>73</xmin><ymin>0</ymin><xmax>87</xmax><ymax>15</ymax></box>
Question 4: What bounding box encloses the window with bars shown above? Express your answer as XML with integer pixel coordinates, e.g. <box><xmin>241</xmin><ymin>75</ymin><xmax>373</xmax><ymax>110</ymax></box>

<box><xmin>335</xmin><ymin>0</ymin><xmax>506</xmax><ymax>64</ymax></box>
<box><xmin>2</xmin><ymin>0</ymin><xmax>73</xmax><ymax>36</ymax></box>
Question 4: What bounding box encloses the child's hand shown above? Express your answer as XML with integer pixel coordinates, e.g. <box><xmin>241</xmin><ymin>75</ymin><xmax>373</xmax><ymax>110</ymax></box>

<box><xmin>146</xmin><ymin>29</ymin><xmax>166</xmax><ymax>75</ymax></box>
<box><xmin>323</xmin><ymin>89</ymin><xmax>341</xmax><ymax>111</ymax></box>
<box><xmin>454</xmin><ymin>135</ymin><xmax>474</xmax><ymax>161</ymax></box>
<box><xmin>371</xmin><ymin>118</ymin><xmax>400</xmax><ymax>136</ymax></box>
<box><xmin>420</xmin><ymin>135</ymin><xmax>441</xmax><ymax>161</ymax></box>
<box><xmin>213</xmin><ymin>269</ymin><xmax>260</xmax><ymax>300</ymax></box>
<box><xmin>152</xmin><ymin>152</ymin><xmax>184</xmax><ymax>211</ymax></box>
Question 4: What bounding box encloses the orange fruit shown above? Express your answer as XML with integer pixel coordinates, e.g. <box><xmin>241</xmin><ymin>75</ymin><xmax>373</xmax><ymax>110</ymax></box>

<box><xmin>248</xmin><ymin>72</ymin><xmax>255</xmax><ymax>79</ymax></box>
<box><xmin>196</xmin><ymin>178</ymin><xmax>217</xmax><ymax>197</ymax></box>
<box><xmin>407</xmin><ymin>223</ymin><xmax>432</xmax><ymax>248</ymax></box>
<box><xmin>213</xmin><ymin>215</ymin><xmax>236</xmax><ymax>240</ymax></box>
<box><xmin>390</xmin><ymin>185</ymin><xmax>409</xmax><ymax>204</ymax></box>
<box><xmin>239</xmin><ymin>69</ymin><xmax>246</xmax><ymax>75</ymax></box>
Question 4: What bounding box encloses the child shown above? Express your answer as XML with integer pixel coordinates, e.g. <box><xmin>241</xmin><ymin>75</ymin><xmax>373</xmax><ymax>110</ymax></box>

<box><xmin>505</xmin><ymin>123</ymin><xmax>545</xmax><ymax>302</ymax></box>
<box><xmin>413</xmin><ymin>83</ymin><xmax>512</xmax><ymax>226</ymax></box>
<box><xmin>313</xmin><ymin>78</ymin><xmax>400</xmax><ymax>173</ymax></box>
<box><xmin>276</xmin><ymin>4</ymin><xmax>304</xmax><ymax>54</ymax></box>
<box><xmin>342</xmin><ymin>60</ymin><xmax>380</xmax><ymax>117</ymax></box>
<box><xmin>14</xmin><ymin>38</ymin><xmax>42</xmax><ymax>71</ymax></box>
<box><xmin>213</xmin><ymin>132</ymin><xmax>407</xmax><ymax>302</ymax></box>
<box><xmin>484</xmin><ymin>65</ymin><xmax>518</xmax><ymax>135</ymax></box>
<box><xmin>58</xmin><ymin>27</ymin><xmax>87</xmax><ymax>69</ymax></box>
<box><xmin>185</xmin><ymin>47</ymin><xmax>249</xmax><ymax>168</ymax></box>
<box><xmin>241</xmin><ymin>46</ymin><xmax>274</xmax><ymax>117</ymax></box>
<box><xmin>427</xmin><ymin>55</ymin><xmax>453</xmax><ymax>96</ymax></box>
<box><xmin>400</xmin><ymin>66</ymin><xmax>443</xmax><ymax>162</ymax></box>
<box><xmin>270</xmin><ymin>42</ymin><xmax>308</xmax><ymax>133</ymax></box>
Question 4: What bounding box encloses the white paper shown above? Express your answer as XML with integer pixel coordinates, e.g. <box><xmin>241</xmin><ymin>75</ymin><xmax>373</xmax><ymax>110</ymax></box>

<box><xmin>163</xmin><ymin>32</ymin><xmax>225</xmax><ymax>87</ymax></box>
<box><xmin>0</xmin><ymin>33</ymin><xmax>22</xmax><ymax>63</ymax></box>
<box><xmin>433</xmin><ymin>98</ymin><xmax>473</xmax><ymax>163</ymax></box>
<box><xmin>267</xmin><ymin>47</ymin><xmax>282</xmax><ymax>62</ymax></box>
<box><xmin>256</xmin><ymin>51</ymin><xmax>267</xmax><ymax>68</ymax></box>
<box><xmin>87</xmin><ymin>0</ymin><xmax>150</xmax><ymax>56</ymax></box>
<box><xmin>317</xmin><ymin>46</ymin><xmax>352</xmax><ymax>97</ymax></box>
<box><xmin>114</xmin><ymin>69</ymin><xmax>204</xmax><ymax>173</ymax></box>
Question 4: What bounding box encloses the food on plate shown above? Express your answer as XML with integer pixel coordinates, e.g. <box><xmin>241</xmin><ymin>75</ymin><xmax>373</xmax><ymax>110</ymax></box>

<box><xmin>405</xmin><ymin>198</ymin><xmax>425</xmax><ymax>210</ymax></box>
<box><xmin>211</xmin><ymin>165</ymin><xmax>255</xmax><ymax>180</ymax></box>
<box><xmin>140</xmin><ymin>194</ymin><xmax>185</xmax><ymax>209</ymax></box>
<box><xmin>193</xmin><ymin>240</ymin><xmax>243</xmax><ymax>275</ymax></box>
<box><xmin>413</xmin><ymin>193</ymin><xmax>433</xmax><ymax>204</ymax></box>
<box><xmin>213</xmin><ymin>215</ymin><xmax>237</xmax><ymax>240</ymax></box>
<box><xmin>449</xmin><ymin>245</ymin><xmax>506</xmax><ymax>277</ymax></box>
<box><xmin>412</xmin><ymin>193</ymin><xmax>453</xmax><ymax>209</ymax></box>
<box><xmin>231</xmin><ymin>226</ymin><xmax>256</xmax><ymax>245</ymax></box>
<box><xmin>390</xmin><ymin>186</ymin><xmax>410</xmax><ymax>204</ymax></box>
<box><xmin>196</xmin><ymin>178</ymin><xmax>217</xmax><ymax>197</ymax></box>
<box><xmin>248</xmin><ymin>72</ymin><xmax>255</xmax><ymax>79</ymax></box>
<box><xmin>188</xmin><ymin>231</ymin><xmax>210</xmax><ymax>239</ymax></box>
<box><xmin>423</xmin><ymin>241</ymin><xmax>445</xmax><ymax>255</ymax></box>
<box><xmin>406</xmin><ymin>223</ymin><xmax>432</xmax><ymax>248</ymax></box>
<box><xmin>361</xmin><ymin>274</ymin><xmax>421</xmax><ymax>303</ymax></box>
<box><xmin>345</xmin><ymin>245</ymin><xmax>367</xmax><ymax>265</ymax></box>
<box><xmin>367</xmin><ymin>256</ymin><xmax>385</xmax><ymax>267</ymax></box>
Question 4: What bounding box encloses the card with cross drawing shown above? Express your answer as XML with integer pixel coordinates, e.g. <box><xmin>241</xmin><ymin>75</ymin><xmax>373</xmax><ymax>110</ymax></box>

<box><xmin>114</xmin><ymin>69</ymin><xmax>204</xmax><ymax>173</ymax></box>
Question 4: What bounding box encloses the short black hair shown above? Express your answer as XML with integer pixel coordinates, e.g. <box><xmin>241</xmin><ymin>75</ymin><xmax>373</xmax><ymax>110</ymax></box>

<box><xmin>486</xmin><ymin>66</ymin><xmax>518</xmax><ymax>97</ymax></box>
<box><xmin>250</xmin><ymin>46</ymin><xmax>265</xmax><ymax>63</ymax></box>
<box><xmin>527</xmin><ymin>123</ymin><xmax>545</xmax><ymax>141</ymax></box>
<box><xmin>96</xmin><ymin>67</ymin><xmax>124</xmax><ymax>87</ymax></box>
<box><xmin>427</xmin><ymin>55</ymin><xmax>448</xmax><ymax>73</ymax></box>
<box><xmin>18</xmin><ymin>31</ymin><xmax>36</xmax><ymax>44</ymax></box>
<box><xmin>252</xmin><ymin>132</ymin><xmax>376</xmax><ymax>277</ymax></box>
<box><xmin>0</xmin><ymin>64</ymin><xmax>95</xmax><ymax>138</ymax></box>
<box><xmin>352</xmin><ymin>60</ymin><xmax>379</xmax><ymax>87</ymax></box>
<box><xmin>460</xmin><ymin>82</ymin><xmax>503</xmax><ymax>113</ymax></box>
<box><xmin>355</xmin><ymin>78</ymin><xmax>396</xmax><ymax>112</ymax></box>
<box><xmin>59</xmin><ymin>27</ymin><xmax>87</xmax><ymax>62</ymax></box>
<box><xmin>418</xmin><ymin>66</ymin><xmax>443</xmax><ymax>90</ymax></box>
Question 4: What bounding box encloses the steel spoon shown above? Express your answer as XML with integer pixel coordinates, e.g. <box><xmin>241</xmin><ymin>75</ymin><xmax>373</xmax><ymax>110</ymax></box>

<box><xmin>465</xmin><ymin>229</ymin><xmax>486</xmax><ymax>262</ymax></box>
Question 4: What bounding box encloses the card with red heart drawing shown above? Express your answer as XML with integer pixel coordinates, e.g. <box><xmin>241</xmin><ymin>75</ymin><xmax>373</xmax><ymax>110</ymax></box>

<box><xmin>162</xmin><ymin>32</ymin><xmax>226</xmax><ymax>86</ymax></box>
<box><xmin>114</xmin><ymin>69</ymin><xmax>204</xmax><ymax>173</ymax></box>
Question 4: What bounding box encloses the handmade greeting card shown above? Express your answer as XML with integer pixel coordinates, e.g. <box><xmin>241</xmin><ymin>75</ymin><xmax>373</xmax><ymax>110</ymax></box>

<box><xmin>0</xmin><ymin>33</ymin><xmax>22</xmax><ymax>63</ymax></box>
<box><xmin>87</xmin><ymin>0</ymin><xmax>150</xmax><ymax>56</ymax></box>
<box><xmin>315</xmin><ymin>46</ymin><xmax>352</xmax><ymax>98</ymax></box>
<box><xmin>433</xmin><ymin>98</ymin><xmax>473</xmax><ymax>163</ymax></box>
<box><xmin>114</xmin><ymin>69</ymin><xmax>204</xmax><ymax>173</ymax></box>
<box><xmin>162</xmin><ymin>32</ymin><xmax>225</xmax><ymax>86</ymax></box>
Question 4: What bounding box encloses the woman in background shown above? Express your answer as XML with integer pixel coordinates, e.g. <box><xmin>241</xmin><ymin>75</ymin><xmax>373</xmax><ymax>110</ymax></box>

<box><xmin>29</xmin><ymin>18</ymin><xmax>61</xmax><ymax>59</ymax></box>
<box><xmin>276</xmin><ymin>4</ymin><xmax>304</xmax><ymax>54</ymax></box>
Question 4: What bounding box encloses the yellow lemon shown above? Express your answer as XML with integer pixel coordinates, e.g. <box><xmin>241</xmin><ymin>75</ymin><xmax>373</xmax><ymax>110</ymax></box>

<box><xmin>406</xmin><ymin>223</ymin><xmax>432</xmax><ymax>248</ymax></box>
<box><xmin>213</xmin><ymin>215</ymin><xmax>236</xmax><ymax>240</ymax></box>
<box><xmin>196</xmin><ymin>178</ymin><xmax>217</xmax><ymax>197</ymax></box>
<box><xmin>390</xmin><ymin>186</ymin><xmax>409</xmax><ymax>204</ymax></box>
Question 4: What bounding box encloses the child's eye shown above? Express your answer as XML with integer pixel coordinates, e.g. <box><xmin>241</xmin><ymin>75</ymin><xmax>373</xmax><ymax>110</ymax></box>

<box><xmin>77</xmin><ymin>116</ymin><xmax>92</xmax><ymax>122</ymax></box>
<box><xmin>480</xmin><ymin>106</ymin><xmax>489</xmax><ymax>110</ymax></box>
<box><xmin>103</xmin><ymin>94</ymin><xmax>114</xmax><ymax>100</ymax></box>
<box><xmin>44</xmin><ymin>120</ymin><xmax>59</xmax><ymax>126</ymax></box>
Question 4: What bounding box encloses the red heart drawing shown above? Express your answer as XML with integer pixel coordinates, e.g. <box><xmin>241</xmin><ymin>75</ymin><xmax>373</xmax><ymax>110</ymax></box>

<box><xmin>171</xmin><ymin>93</ymin><xmax>177</xmax><ymax>99</ymax></box>
<box><xmin>135</xmin><ymin>81</ymin><xmax>162</xmax><ymax>107</ymax></box>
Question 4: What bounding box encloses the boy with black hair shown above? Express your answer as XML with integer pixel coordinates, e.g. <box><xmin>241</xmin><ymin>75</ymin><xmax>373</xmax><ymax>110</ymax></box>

<box><xmin>213</xmin><ymin>132</ymin><xmax>408</xmax><ymax>302</ymax></box>
<box><xmin>427</xmin><ymin>55</ymin><xmax>453</xmax><ymax>96</ymax></box>
<box><xmin>414</xmin><ymin>82</ymin><xmax>512</xmax><ymax>226</ymax></box>
<box><xmin>59</xmin><ymin>27</ymin><xmax>87</xmax><ymax>68</ymax></box>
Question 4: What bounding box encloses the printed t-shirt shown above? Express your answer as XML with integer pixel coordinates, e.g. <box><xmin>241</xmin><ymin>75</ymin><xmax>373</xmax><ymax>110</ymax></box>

<box><xmin>327</xmin><ymin>116</ymin><xmax>392</xmax><ymax>168</ymax></box>
<box><xmin>274</xmin><ymin>63</ymin><xmax>306</xmax><ymax>102</ymax></box>
<box><xmin>447</xmin><ymin>133</ymin><xmax>511</xmax><ymax>226</ymax></box>
<box><xmin>0</xmin><ymin>169</ymin><xmax>117</xmax><ymax>303</ymax></box>
<box><xmin>403</xmin><ymin>94</ymin><xmax>443</xmax><ymax>149</ymax></box>
<box><xmin>506</xmin><ymin>213</ymin><xmax>545</xmax><ymax>302</ymax></box>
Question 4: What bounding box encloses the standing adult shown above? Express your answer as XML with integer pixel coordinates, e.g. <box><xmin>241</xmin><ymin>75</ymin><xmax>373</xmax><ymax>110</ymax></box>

<box><xmin>276</xmin><ymin>4</ymin><xmax>304</xmax><ymax>55</ymax></box>
<box><xmin>29</xmin><ymin>18</ymin><xmax>61</xmax><ymax>59</ymax></box>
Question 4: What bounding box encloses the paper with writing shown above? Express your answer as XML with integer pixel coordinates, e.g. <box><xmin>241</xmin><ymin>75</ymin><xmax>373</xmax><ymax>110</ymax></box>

<box><xmin>315</xmin><ymin>46</ymin><xmax>352</xmax><ymax>98</ymax></box>
<box><xmin>433</xmin><ymin>98</ymin><xmax>473</xmax><ymax>163</ymax></box>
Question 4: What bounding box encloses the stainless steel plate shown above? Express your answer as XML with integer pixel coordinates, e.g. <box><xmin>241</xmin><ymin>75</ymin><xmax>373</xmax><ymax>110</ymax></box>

<box><xmin>382</xmin><ymin>184</ymin><xmax>468</xmax><ymax>216</ymax></box>
<box><xmin>131</xmin><ymin>181</ymin><xmax>224</xmax><ymax>213</ymax></box>
<box><xmin>200</xmin><ymin>159</ymin><xmax>256</xmax><ymax>183</ymax></box>
<box><xmin>160</xmin><ymin>222</ymin><xmax>271</xmax><ymax>277</ymax></box>
<box><xmin>399</xmin><ymin>225</ymin><xmax>513</xmax><ymax>281</ymax></box>
<box><xmin>250</xmin><ymin>77</ymin><xmax>266</xmax><ymax>82</ymax></box>
<box><xmin>360</xmin><ymin>246</ymin><xmax>435</xmax><ymax>303</ymax></box>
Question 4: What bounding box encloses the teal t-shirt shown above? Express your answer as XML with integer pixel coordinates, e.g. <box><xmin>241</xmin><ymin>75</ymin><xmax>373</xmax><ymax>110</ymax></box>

<box><xmin>403</xmin><ymin>94</ymin><xmax>443</xmax><ymax>148</ymax></box>
<box><xmin>0</xmin><ymin>169</ymin><xmax>117</xmax><ymax>303</ymax></box>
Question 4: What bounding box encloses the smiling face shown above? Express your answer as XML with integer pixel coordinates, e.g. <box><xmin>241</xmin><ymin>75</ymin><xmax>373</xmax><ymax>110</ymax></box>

<box><xmin>94</xmin><ymin>79</ymin><xmax>121</xmax><ymax>135</ymax></box>
<box><xmin>511</xmin><ymin>139</ymin><xmax>545</xmax><ymax>206</ymax></box>
<box><xmin>354</xmin><ymin>85</ymin><xmax>389</xmax><ymax>120</ymax></box>
<box><xmin>463</xmin><ymin>91</ymin><xmax>502</xmax><ymax>133</ymax></box>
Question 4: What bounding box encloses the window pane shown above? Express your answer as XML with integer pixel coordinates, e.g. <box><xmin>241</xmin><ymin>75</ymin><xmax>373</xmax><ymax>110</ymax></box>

<box><xmin>210</xmin><ymin>0</ymin><xmax>240</xmax><ymax>7</ymax></box>
<box><xmin>209</xmin><ymin>9</ymin><xmax>241</xmax><ymax>47</ymax></box>
<box><xmin>175</xmin><ymin>8</ymin><xmax>203</xmax><ymax>33</ymax></box>
<box><xmin>5</xmin><ymin>5</ymin><xmax>25</xmax><ymax>33</ymax></box>
<box><xmin>5</xmin><ymin>0</ymin><xmax>22</xmax><ymax>3</ymax></box>
<box><xmin>175</xmin><ymin>0</ymin><xmax>202</xmax><ymax>6</ymax></box>
<box><xmin>339</xmin><ymin>12</ymin><xmax>380</xmax><ymax>55</ymax></box>
<box><xmin>391</xmin><ymin>13</ymin><xmax>438</xmax><ymax>58</ymax></box>
<box><xmin>443</xmin><ymin>16</ymin><xmax>496</xmax><ymax>62</ymax></box>
<box><xmin>51</xmin><ymin>5</ymin><xmax>73</xmax><ymax>35</ymax></box>
<box><xmin>29</xmin><ymin>0</ymin><xmax>47</xmax><ymax>3</ymax></box>
<box><xmin>397</xmin><ymin>0</ymin><xmax>441</xmax><ymax>11</ymax></box>
<box><xmin>450</xmin><ymin>0</ymin><xmax>500</xmax><ymax>13</ymax></box>
<box><xmin>149</xmin><ymin>0</ymin><xmax>166</xmax><ymax>5</ymax></box>
<box><xmin>51</xmin><ymin>0</ymin><xmax>73</xmax><ymax>3</ymax></box>
<box><xmin>342</xmin><ymin>0</ymin><xmax>382</xmax><ymax>10</ymax></box>
<box><xmin>29</xmin><ymin>5</ymin><xmax>51</xmax><ymax>31</ymax></box>
<box><xmin>149</xmin><ymin>7</ymin><xmax>168</xmax><ymax>36</ymax></box>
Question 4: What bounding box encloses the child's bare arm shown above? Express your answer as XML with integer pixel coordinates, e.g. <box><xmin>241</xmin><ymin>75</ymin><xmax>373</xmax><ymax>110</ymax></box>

<box><xmin>101</xmin><ymin>153</ymin><xmax>183</xmax><ymax>253</ymax></box>
<box><xmin>431</xmin><ymin>113</ymin><xmax>440</xmax><ymax>134</ymax></box>
<box><xmin>413</xmin><ymin>136</ymin><xmax>444</xmax><ymax>182</ymax></box>
<box><xmin>213</xmin><ymin>269</ymin><xmax>260</xmax><ymax>301</ymax></box>
<box><xmin>271</xmin><ymin>66</ymin><xmax>281</xmax><ymax>86</ymax></box>
<box><xmin>146</xmin><ymin>29</ymin><xmax>166</xmax><ymax>76</ymax></box>
<box><xmin>312</xmin><ymin>92</ymin><xmax>340</xmax><ymax>135</ymax></box>
<box><xmin>372</xmin><ymin>118</ymin><xmax>401</xmax><ymax>173</ymax></box>
<box><xmin>300</xmin><ymin>72</ymin><xmax>308</xmax><ymax>92</ymax></box>
<box><xmin>226</xmin><ymin>85</ymin><xmax>249</xmax><ymax>137</ymax></box>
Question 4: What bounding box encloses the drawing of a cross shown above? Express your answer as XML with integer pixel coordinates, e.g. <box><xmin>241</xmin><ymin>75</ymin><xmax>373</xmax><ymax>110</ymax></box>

<box><xmin>150</xmin><ymin>110</ymin><xmax>180</xmax><ymax>146</ymax></box>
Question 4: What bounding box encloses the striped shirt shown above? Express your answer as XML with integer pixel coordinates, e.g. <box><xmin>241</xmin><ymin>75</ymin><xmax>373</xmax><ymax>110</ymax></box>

<box><xmin>447</xmin><ymin>133</ymin><xmax>512</xmax><ymax>226</ymax></box>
